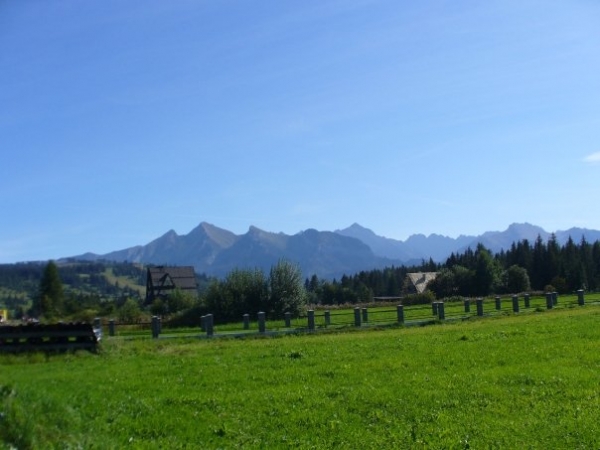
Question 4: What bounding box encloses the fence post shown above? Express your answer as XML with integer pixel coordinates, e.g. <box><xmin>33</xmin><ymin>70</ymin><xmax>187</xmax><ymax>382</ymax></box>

<box><xmin>109</xmin><ymin>319</ymin><xmax>115</xmax><ymax>337</ymax></box>
<box><xmin>243</xmin><ymin>314</ymin><xmax>250</xmax><ymax>330</ymax></box>
<box><xmin>438</xmin><ymin>302</ymin><xmax>445</xmax><ymax>320</ymax></box>
<box><xmin>512</xmin><ymin>295</ymin><xmax>519</xmax><ymax>313</ymax></box>
<box><xmin>200</xmin><ymin>315</ymin><xmax>206</xmax><ymax>331</ymax></box>
<box><xmin>577</xmin><ymin>289</ymin><xmax>585</xmax><ymax>306</ymax></box>
<box><xmin>476</xmin><ymin>298</ymin><xmax>484</xmax><ymax>316</ymax></box>
<box><xmin>552</xmin><ymin>292</ymin><xmax>558</xmax><ymax>306</ymax></box>
<box><xmin>284</xmin><ymin>312</ymin><xmax>291</xmax><ymax>328</ymax></box>
<box><xmin>397</xmin><ymin>304</ymin><xmax>404</xmax><ymax>324</ymax></box>
<box><xmin>205</xmin><ymin>314</ymin><xmax>214</xmax><ymax>337</ymax></box>
<box><xmin>308</xmin><ymin>310</ymin><xmax>315</xmax><ymax>331</ymax></box>
<box><xmin>324</xmin><ymin>310</ymin><xmax>331</xmax><ymax>326</ymax></box>
<box><xmin>362</xmin><ymin>307</ymin><xmax>368</xmax><ymax>323</ymax></box>
<box><xmin>151</xmin><ymin>316</ymin><xmax>159</xmax><ymax>338</ymax></box>
<box><xmin>258</xmin><ymin>312</ymin><xmax>266</xmax><ymax>333</ymax></box>
<box><xmin>432</xmin><ymin>302</ymin><xmax>439</xmax><ymax>316</ymax></box>
<box><xmin>354</xmin><ymin>307</ymin><xmax>361</xmax><ymax>327</ymax></box>
<box><xmin>464</xmin><ymin>298</ymin><xmax>470</xmax><ymax>313</ymax></box>
<box><xmin>495</xmin><ymin>296</ymin><xmax>501</xmax><ymax>311</ymax></box>
<box><xmin>524</xmin><ymin>294</ymin><xmax>530</xmax><ymax>308</ymax></box>
<box><xmin>545</xmin><ymin>293</ymin><xmax>553</xmax><ymax>309</ymax></box>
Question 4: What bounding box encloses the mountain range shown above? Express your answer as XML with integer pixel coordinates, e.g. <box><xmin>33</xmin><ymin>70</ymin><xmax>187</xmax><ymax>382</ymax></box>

<box><xmin>71</xmin><ymin>222</ymin><xmax>600</xmax><ymax>279</ymax></box>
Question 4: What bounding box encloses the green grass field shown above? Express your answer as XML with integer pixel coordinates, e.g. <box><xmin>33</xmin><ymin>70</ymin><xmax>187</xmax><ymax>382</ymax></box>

<box><xmin>1</xmin><ymin>306</ymin><xmax>599</xmax><ymax>449</ymax></box>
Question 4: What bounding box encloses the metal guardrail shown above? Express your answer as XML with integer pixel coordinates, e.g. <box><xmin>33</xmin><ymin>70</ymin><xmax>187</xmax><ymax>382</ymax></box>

<box><xmin>0</xmin><ymin>322</ymin><xmax>100</xmax><ymax>353</ymax></box>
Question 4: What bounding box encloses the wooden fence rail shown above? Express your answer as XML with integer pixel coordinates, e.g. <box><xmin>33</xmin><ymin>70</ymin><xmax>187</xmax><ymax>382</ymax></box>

<box><xmin>103</xmin><ymin>290</ymin><xmax>595</xmax><ymax>340</ymax></box>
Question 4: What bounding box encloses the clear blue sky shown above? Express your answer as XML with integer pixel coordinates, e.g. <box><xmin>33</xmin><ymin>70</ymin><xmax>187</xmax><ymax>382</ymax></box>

<box><xmin>2</xmin><ymin>1</ymin><xmax>600</xmax><ymax>263</ymax></box>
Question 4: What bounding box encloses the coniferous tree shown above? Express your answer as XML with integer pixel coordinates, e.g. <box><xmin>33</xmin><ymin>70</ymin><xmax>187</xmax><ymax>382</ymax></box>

<box><xmin>453</xmin><ymin>265</ymin><xmax>474</xmax><ymax>296</ymax></box>
<box><xmin>561</xmin><ymin>237</ymin><xmax>580</xmax><ymax>291</ymax></box>
<box><xmin>592</xmin><ymin>242</ymin><xmax>600</xmax><ymax>289</ymax></box>
<box><xmin>579</xmin><ymin>236</ymin><xmax>594</xmax><ymax>290</ymax></box>
<box><xmin>34</xmin><ymin>260</ymin><xmax>64</xmax><ymax>319</ymax></box>
<box><xmin>545</xmin><ymin>234</ymin><xmax>561</xmax><ymax>287</ymax></box>
<box><xmin>531</xmin><ymin>235</ymin><xmax>546</xmax><ymax>290</ymax></box>
<box><xmin>509</xmin><ymin>239</ymin><xmax>532</xmax><ymax>273</ymax></box>
<box><xmin>472</xmin><ymin>244</ymin><xmax>500</xmax><ymax>296</ymax></box>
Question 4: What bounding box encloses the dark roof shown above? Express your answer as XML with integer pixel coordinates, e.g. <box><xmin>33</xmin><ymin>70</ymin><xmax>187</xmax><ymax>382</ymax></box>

<box><xmin>147</xmin><ymin>266</ymin><xmax>197</xmax><ymax>290</ymax></box>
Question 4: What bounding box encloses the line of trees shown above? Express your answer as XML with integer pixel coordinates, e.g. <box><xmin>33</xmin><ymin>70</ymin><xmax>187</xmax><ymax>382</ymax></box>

<box><xmin>303</xmin><ymin>235</ymin><xmax>600</xmax><ymax>304</ymax></box>
<box><xmin>498</xmin><ymin>235</ymin><xmax>600</xmax><ymax>292</ymax></box>
<box><xmin>428</xmin><ymin>244</ymin><xmax>527</xmax><ymax>298</ymax></box>
<box><xmin>202</xmin><ymin>260</ymin><xmax>307</xmax><ymax>322</ymax></box>
<box><xmin>436</xmin><ymin>235</ymin><xmax>600</xmax><ymax>297</ymax></box>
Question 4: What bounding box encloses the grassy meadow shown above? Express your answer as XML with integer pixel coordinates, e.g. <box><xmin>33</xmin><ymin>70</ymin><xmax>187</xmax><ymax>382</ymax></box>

<box><xmin>1</xmin><ymin>305</ymin><xmax>599</xmax><ymax>449</ymax></box>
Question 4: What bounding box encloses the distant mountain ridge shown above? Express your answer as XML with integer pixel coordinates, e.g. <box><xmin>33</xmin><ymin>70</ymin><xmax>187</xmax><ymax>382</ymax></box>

<box><xmin>335</xmin><ymin>223</ymin><xmax>476</xmax><ymax>262</ymax></box>
<box><xmin>74</xmin><ymin>222</ymin><xmax>397</xmax><ymax>279</ymax></box>
<box><xmin>71</xmin><ymin>221</ymin><xmax>600</xmax><ymax>279</ymax></box>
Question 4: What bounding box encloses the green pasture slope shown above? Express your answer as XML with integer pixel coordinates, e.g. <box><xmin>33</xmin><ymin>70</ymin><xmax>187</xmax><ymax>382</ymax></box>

<box><xmin>1</xmin><ymin>307</ymin><xmax>599</xmax><ymax>449</ymax></box>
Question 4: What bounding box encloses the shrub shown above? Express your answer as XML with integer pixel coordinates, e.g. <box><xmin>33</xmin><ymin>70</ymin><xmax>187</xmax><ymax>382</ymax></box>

<box><xmin>402</xmin><ymin>291</ymin><xmax>436</xmax><ymax>306</ymax></box>
<box><xmin>442</xmin><ymin>295</ymin><xmax>464</xmax><ymax>303</ymax></box>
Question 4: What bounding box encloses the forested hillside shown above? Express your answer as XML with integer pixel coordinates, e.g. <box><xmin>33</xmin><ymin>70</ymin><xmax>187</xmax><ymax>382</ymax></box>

<box><xmin>0</xmin><ymin>261</ymin><xmax>144</xmax><ymax>319</ymax></box>
<box><xmin>0</xmin><ymin>261</ymin><xmax>213</xmax><ymax>320</ymax></box>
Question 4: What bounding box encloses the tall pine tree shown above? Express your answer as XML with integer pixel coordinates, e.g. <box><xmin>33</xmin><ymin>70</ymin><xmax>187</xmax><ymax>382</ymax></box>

<box><xmin>34</xmin><ymin>261</ymin><xmax>64</xmax><ymax>319</ymax></box>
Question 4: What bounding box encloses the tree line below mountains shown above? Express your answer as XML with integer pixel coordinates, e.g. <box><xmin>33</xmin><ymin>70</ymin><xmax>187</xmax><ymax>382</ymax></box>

<box><xmin>306</xmin><ymin>235</ymin><xmax>600</xmax><ymax>304</ymax></box>
<box><xmin>1</xmin><ymin>234</ymin><xmax>598</xmax><ymax>322</ymax></box>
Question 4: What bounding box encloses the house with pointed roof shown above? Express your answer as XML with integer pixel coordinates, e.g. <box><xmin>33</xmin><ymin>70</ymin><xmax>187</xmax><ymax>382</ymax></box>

<box><xmin>145</xmin><ymin>266</ymin><xmax>198</xmax><ymax>304</ymax></box>
<box><xmin>404</xmin><ymin>272</ymin><xmax>438</xmax><ymax>295</ymax></box>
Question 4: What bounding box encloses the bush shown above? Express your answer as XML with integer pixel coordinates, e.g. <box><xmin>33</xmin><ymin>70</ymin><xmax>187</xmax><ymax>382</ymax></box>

<box><xmin>68</xmin><ymin>308</ymin><xmax>100</xmax><ymax>323</ymax></box>
<box><xmin>167</xmin><ymin>305</ymin><xmax>210</xmax><ymax>327</ymax></box>
<box><xmin>402</xmin><ymin>291</ymin><xmax>436</xmax><ymax>306</ymax></box>
<box><xmin>442</xmin><ymin>295</ymin><xmax>465</xmax><ymax>303</ymax></box>
<box><xmin>117</xmin><ymin>298</ymin><xmax>142</xmax><ymax>323</ymax></box>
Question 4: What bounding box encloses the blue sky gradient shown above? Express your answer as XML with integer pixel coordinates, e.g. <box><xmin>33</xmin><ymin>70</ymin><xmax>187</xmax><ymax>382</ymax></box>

<box><xmin>2</xmin><ymin>1</ymin><xmax>600</xmax><ymax>262</ymax></box>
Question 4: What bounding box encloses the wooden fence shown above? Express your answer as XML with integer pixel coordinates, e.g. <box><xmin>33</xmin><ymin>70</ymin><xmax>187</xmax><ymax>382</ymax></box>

<box><xmin>100</xmin><ymin>290</ymin><xmax>595</xmax><ymax>340</ymax></box>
